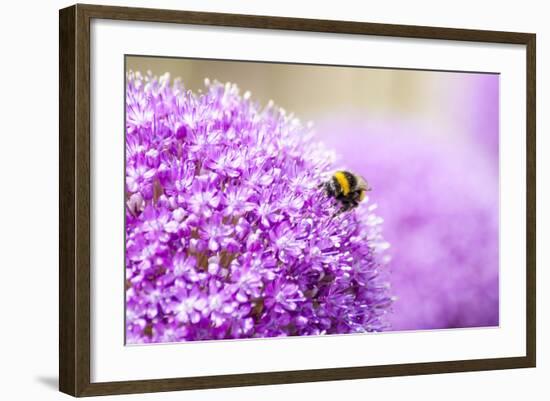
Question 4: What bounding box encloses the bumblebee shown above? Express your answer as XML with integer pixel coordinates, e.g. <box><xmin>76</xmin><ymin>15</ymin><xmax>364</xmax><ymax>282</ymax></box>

<box><xmin>322</xmin><ymin>170</ymin><xmax>371</xmax><ymax>214</ymax></box>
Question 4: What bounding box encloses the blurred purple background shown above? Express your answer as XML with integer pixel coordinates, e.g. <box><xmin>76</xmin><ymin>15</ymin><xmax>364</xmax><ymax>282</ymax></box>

<box><xmin>316</xmin><ymin>74</ymin><xmax>500</xmax><ymax>330</ymax></box>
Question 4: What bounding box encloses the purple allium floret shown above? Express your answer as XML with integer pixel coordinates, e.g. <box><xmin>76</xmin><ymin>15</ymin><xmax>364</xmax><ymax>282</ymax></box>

<box><xmin>125</xmin><ymin>71</ymin><xmax>392</xmax><ymax>343</ymax></box>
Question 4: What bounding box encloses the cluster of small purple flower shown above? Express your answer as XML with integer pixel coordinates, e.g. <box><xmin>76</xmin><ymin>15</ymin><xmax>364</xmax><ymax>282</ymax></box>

<box><xmin>125</xmin><ymin>72</ymin><xmax>392</xmax><ymax>343</ymax></box>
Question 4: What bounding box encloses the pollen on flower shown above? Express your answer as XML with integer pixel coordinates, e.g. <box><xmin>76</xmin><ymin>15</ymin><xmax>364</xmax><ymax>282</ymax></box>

<box><xmin>125</xmin><ymin>72</ymin><xmax>393</xmax><ymax>343</ymax></box>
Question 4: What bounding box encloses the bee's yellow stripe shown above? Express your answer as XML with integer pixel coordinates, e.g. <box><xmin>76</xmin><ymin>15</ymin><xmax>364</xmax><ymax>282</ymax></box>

<box><xmin>334</xmin><ymin>171</ymin><xmax>350</xmax><ymax>196</ymax></box>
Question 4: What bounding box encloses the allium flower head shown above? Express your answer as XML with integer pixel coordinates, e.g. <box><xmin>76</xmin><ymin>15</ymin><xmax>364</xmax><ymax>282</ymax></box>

<box><xmin>125</xmin><ymin>72</ymin><xmax>392</xmax><ymax>343</ymax></box>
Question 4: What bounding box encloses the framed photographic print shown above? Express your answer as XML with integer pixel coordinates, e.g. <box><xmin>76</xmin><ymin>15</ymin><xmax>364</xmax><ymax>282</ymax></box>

<box><xmin>59</xmin><ymin>3</ymin><xmax>536</xmax><ymax>397</ymax></box>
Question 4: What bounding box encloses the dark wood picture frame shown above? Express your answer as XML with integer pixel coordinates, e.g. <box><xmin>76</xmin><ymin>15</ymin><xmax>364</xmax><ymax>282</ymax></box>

<box><xmin>59</xmin><ymin>3</ymin><xmax>536</xmax><ymax>397</ymax></box>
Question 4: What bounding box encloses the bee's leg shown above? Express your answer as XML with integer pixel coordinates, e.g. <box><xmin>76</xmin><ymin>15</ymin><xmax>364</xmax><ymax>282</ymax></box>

<box><xmin>349</xmin><ymin>201</ymin><xmax>359</xmax><ymax>211</ymax></box>
<box><xmin>332</xmin><ymin>204</ymin><xmax>344</xmax><ymax>217</ymax></box>
<box><xmin>334</xmin><ymin>200</ymin><xmax>353</xmax><ymax>216</ymax></box>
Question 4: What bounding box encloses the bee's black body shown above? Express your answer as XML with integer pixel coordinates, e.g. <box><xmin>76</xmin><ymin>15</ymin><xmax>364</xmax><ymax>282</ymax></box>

<box><xmin>322</xmin><ymin>170</ymin><xmax>370</xmax><ymax>214</ymax></box>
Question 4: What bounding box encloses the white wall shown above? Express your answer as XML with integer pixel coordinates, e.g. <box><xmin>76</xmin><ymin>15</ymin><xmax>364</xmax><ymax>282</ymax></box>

<box><xmin>0</xmin><ymin>1</ymin><xmax>546</xmax><ymax>400</ymax></box>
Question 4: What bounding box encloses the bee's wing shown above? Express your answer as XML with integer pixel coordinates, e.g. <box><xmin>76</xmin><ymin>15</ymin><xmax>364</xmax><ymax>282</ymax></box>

<box><xmin>356</xmin><ymin>175</ymin><xmax>370</xmax><ymax>191</ymax></box>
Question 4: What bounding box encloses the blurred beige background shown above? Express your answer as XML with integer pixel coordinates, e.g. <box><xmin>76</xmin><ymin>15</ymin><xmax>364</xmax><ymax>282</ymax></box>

<box><xmin>126</xmin><ymin>56</ymin><xmax>465</xmax><ymax>123</ymax></box>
